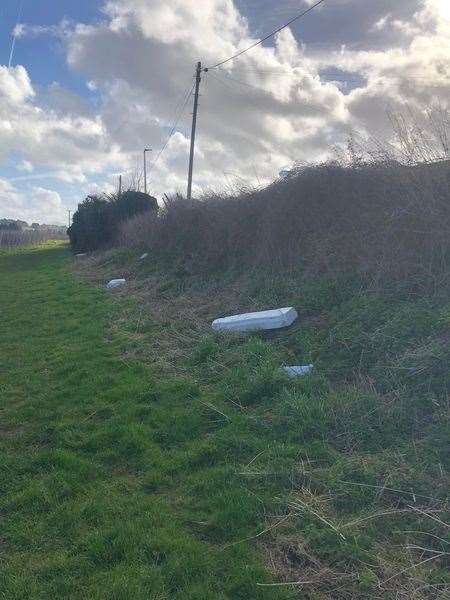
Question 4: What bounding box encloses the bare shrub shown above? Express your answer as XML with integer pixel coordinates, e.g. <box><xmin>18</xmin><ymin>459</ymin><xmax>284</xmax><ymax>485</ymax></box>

<box><xmin>117</xmin><ymin>108</ymin><xmax>449</xmax><ymax>294</ymax></box>
<box><xmin>118</xmin><ymin>159</ymin><xmax>449</xmax><ymax>294</ymax></box>
<box><xmin>388</xmin><ymin>105</ymin><xmax>450</xmax><ymax>164</ymax></box>
<box><xmin>118</xmin><ymin>209</ymin><xmax>158</xmax><ymax>248</ymax></box>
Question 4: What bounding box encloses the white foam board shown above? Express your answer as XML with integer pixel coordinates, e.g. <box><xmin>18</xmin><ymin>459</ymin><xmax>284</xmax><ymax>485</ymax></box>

<box><xmin>281</xmin><ymin>364</ymin><xmax>314</xmax><ymax>377</ymax></box>
<box><xmin>106</xmin><ymin>278</ymin><xmax>126</xmax><ymax>289</ymax></box>
<box><xmin>212</xmin><ymin>307</ymin><xmax>297</xmax><ymax>332</ymax></box>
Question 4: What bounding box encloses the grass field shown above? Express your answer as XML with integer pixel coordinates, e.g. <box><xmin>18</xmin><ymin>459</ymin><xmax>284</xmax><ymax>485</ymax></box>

<box><xmin>0</xmin><ymin>230</ymin><xmax>67</xmax><ymax>249</ymax></box>
<box><xmin>1</xmin><ymin>243</ymin><xmax>449</xmax><ymax>599</ymax></box>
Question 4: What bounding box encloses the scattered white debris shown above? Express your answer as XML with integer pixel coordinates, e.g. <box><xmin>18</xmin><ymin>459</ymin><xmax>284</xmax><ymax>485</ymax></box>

<box><xmin>212</xmin><ymin>307</ymin><xmax>298</xmax><ymax>333</ymax></box>
<box><xmin>281</xmin><ymin>364</ymin><xmax>314</xmax><ymax>377</ymax></box>
<box><xmin>75</xmin><ymin>253</ymin><xmax>86</xmax><ymax>257</ymax></box>
<box><xmin>106</xmin><ymin>278</ymin><xmax>126</xmax><ymax>289</ymax></box>
<box><xmin>139</xmin><ymin>253</ymin><xmax>148</xmax><ymax>260</ymax></box>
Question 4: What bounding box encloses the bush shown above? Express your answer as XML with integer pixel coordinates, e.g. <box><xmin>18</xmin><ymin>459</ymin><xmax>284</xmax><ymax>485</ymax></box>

<box><xmin>119</xmin><ymin>160</ymin><xmax>450</xmax><ymax>294</ymax></box>
<box><xmin>68</xmin><ymin>191</ymin><xmax>157</xmax><ymax>252</ymax></box>
<box><xmin>68</xmin><ymin>195</ymin><xmax>112</xmax><ymax>252</ymax></box>
<box><xmin>114</xmin><ymin>191</ymin><xmax>157</xmax><ymax>222</ymax></box>
<box><xmin>117</xmin><ymin>211</ymin><xmax>158</xmax><ymax>248</ymax></box>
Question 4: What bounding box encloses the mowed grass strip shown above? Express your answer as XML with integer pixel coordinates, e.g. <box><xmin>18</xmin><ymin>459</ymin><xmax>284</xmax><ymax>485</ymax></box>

<box><xmin>0</xmin><ymin>244</ymin><xmax>290</xmax><ymax>600</ymax></box>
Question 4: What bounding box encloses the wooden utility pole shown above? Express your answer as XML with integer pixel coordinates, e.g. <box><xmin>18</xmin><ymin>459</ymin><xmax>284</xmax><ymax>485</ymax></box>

<box><xmin>68</xmin><ymin>209</ymin><xmax>71</xmax><ymax>228</ymax></box>
<box><xmin>118</xmin><ymin>174</ymin><xmax>122</xmax><ymax>197</ymax></box>
<box><xmin>187</xmin><ymin>61</ymin><xmax>202</xmax><ymax>201</ymax></box>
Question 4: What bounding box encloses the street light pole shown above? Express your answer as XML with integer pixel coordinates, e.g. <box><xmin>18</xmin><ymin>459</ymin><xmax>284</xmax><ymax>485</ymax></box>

<box><xmin>143</xmin><ymin>148</ymin><xmax>152</xmax><ymax>194</ymax></box>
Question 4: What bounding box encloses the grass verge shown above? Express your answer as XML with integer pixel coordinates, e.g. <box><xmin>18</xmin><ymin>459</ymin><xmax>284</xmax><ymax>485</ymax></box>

<box><xmin>1</xmin><ymin>242</ymin><xmax>449</xmax><ymax>598</ymax></box>
<box><xmin>74</xmin><ymin>246</ymin><xmax>449</xmax><ymax>598</ymax></box>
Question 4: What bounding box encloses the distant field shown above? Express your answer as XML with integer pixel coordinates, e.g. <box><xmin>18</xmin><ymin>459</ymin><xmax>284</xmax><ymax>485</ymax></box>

<box><xmin>0</xmin><ymin>242</ymin><xmax>448</xmax><ymax>599</ymax></box>
<box><xmin>0</xmin><ymin>229</ymin><xmax>67</xmax><ymax>248</ymax></box>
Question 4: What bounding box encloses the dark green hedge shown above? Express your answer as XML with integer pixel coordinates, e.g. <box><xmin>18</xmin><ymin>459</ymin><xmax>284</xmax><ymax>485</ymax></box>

<box><xmin>68</xmin><ymin>191</ymin><xmax>157</xmax><ymax>252</ymax></box>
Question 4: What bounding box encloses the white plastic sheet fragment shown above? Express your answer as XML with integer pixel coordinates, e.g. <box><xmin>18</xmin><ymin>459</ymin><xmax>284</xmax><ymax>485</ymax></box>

<box><xmin>212</xmin><ymin>307</ymin><xmax>298</xmax><ymax>332</ymax></box>
<box><xmin>75</xmin><ymin>253</ymin><xmax>86</xmax><ymax>257</ymax></box>
<box><xmin>281</xmin><ymin>364</ymin><xmax>314</xmax><ymax>377</ymax></box>
<box><xmin>139</xmin><ymin>253</ymin><xmax>148</xmax><ymax>260</ymax></box>
<box><xmin>106</xmin><ymin>278</ymin><xmax>126</xmax><ymax>289</ymax></box>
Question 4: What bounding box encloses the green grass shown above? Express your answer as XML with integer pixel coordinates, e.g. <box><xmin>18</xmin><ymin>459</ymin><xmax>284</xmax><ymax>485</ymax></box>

<box><xmin>0</xmin><ymin>244</ymin><xmax>292</xmax><ymax>599</ymax></box>
<box><xmin>1</xmin><ymin>243</ymin><xmax>449</xmax><ymax>598</ymax></box>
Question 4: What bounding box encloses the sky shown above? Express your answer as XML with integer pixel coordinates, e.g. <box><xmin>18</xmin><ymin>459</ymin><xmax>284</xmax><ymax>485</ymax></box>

<box><xmin>0</xmin><ymin>0</ymin><xmax>449</xmax><ymax>225</ymax></box>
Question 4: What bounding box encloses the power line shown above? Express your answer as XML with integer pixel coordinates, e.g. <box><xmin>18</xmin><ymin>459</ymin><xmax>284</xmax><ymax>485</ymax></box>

<box><xmin>209</xmin><ymin>70</ymin><xmax>449</xmax><ymax>96</ymax></box>
<box><xmin>215</xmin><ymin>65</ymin><xmax>450</xmax><ymax>91</ymax></box>
<box><xmin>149</xmin><ymin>82</ymin><xmax>195</xmax><ymax>173</ymax></box>
<box><xmin>218</xmin><ymin>67</ymin><xmax>296</xmax><ymax>75</ymax></box>
<box><xmin>207</xmin><ymin>0</ymin><xmax>327</xmax><ymax>70</ymax></box>
<box><xmin>210</xmin><ymin>70</ymin><xmax>266</xmax><ymax>92</ymax></box>
<box><xmin>207</xmin><ymin>71</ymin><xmax>247</xmax><ymax>94</ymax></box>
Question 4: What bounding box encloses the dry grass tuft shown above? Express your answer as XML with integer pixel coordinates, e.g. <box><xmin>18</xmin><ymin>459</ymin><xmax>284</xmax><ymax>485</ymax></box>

<box><xmin>118</xmin><ymin>159</ymin><xmax>450</xmax><ymax>297</ymax></box>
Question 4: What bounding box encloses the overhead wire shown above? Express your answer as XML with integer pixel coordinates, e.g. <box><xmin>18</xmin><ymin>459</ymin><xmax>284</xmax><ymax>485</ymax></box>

<box><xmin>213</xmin><ymin>71</ymin><xmax>270</xmax><ymax>92</ymax></box>
<box><xmin>209</xmin><ymin>69</ymin><xmax>449</xmax><ymax>95</ymax></box>
<box><xmin>206</xmin><ymin>70</ymin><xmax>242</xmax><ymax>93</ymax></box>
<box><xmin>215</xmin><ymin>67</ymin><xmax>450</xmax><ymax>85</ymax></box>
<box><xmin>151</xmin><ymin>0</ymin><xmax>327</xmax><ymax>188</ymax></box>
<box><xmin>155</xmin><ymin>0</ymin><xmax>445</xmax><ymax>190</ymax></box>
<box><xmin>149</xmin><ymin>81</ymin><xmax>195</xmax><ymax>172</ymax></box>
<box><xmin>206</xmin><ymin>0</ymin><xmax>327</xmax><ymax>69</ymax></box>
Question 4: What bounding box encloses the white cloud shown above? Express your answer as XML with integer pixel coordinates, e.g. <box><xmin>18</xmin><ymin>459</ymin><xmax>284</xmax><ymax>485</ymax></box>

<box><xmin>371</xmin><ymin>14</ymin><xmax>391</xmax><ymax>32</ymax></box>
<box><xmin>0</xmin><ymin>65</ymin><xmax>34</xmax><ymax>103</ymax></box>
<box><xmin>65</xmin><ymin>0</ymin><xmax>449</xmax><ymax>183</ymax></box>
<box><xmin>17</xmin><ymin>160</ymin><xmax>34</xmax><ymax>173</ymax></box>
<box><xmin>311</xmin><ymin>0</ymin><xmax>450</xmax><ymax>139</ymax></box>
<box><xmin>0</xmin><ymin>179</ymin><xmax>67</xmax><ymax>224</ymax></box>
<box><xmin>13</xmin><ymin>18</ymin><xmax>73</xmax><ymax>40</ymax></box>
<box><xmin>31</xmin><ymin>187</ymin><xmax>67</xmax><ymax>222</ymax></box>
<box><xmin>0</xmin><ymin>65</ymin><xmax>126</xmax><ymax>177</ymax></box>
<box><xmin>64</xmin><ymin>0</ymin><xmax>353</xmax><ymax>196</ymax></box>
<box><xmin>0</xmin><ymin>0</ymin><xmax>449</xmax><ymax>221</ymax></box>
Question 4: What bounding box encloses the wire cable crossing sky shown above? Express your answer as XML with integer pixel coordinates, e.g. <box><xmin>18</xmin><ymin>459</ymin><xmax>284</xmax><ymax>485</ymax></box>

<box><xmin>149</xmin><ymin>82</ymin><xmax>196</xmax><ymax>173</ymax></box>
<box><xmin>207</xmin><ymin>0</ymin><xmax>327</xmax><ymax>69</ymax></box>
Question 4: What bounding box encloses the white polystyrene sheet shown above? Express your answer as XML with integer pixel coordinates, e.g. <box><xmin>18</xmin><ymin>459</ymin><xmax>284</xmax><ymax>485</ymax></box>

<box><xmin>281</xmin><ymin>364</ymin><xmax>314</xmax><ymax>377</ymax></box>
<box><xmin>212</xmin><ymin>307</ymin><xmax>298</xmax><ymax>332</ymax></box>
<box><xmin>106</xmin><ymin>278</ymin><xmax>126</xmax><ymax>289</ymax></box>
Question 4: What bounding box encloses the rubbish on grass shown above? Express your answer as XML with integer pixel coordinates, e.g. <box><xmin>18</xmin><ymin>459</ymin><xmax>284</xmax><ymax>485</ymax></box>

<box><xmin>139</xmin><ymin>253</ymin><xmax>148</xmax><ymax>260</ymax></box>
<box><xmin>106</xmin><ymin>278</ymin><xmax>126</xmax><ymax>289</ymax></box>
<box><xmin>75</xmin><ymin>253</ymin><xmax>86</xmax><ymax>257</ymax></box>
<box><xmin>281</xmin><ymin>364</ymin><xmax>314</xmax><ymax>377</ymax></box>
<box><xmin>212</xmin><ymin>307</ymin><xmax>298</xmax><ymax>332</ymax></box>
